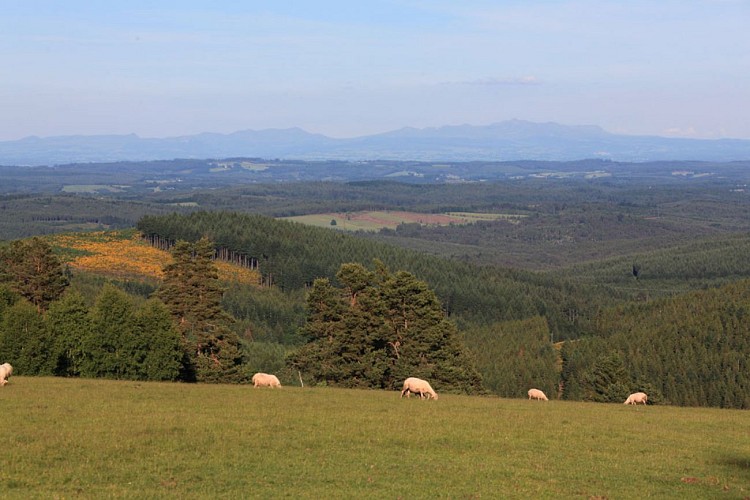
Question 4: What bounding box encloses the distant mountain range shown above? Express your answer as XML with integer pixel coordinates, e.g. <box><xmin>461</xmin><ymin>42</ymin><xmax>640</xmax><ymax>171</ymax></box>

<box><xmin>2</xmin><ymin>120</ymin><xmax>750</xmax><ymax>166</ymax></box>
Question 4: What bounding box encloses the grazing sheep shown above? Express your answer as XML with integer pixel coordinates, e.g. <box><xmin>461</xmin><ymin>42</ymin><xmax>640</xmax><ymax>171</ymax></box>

<box><xmin>252</xmin><ymin>372</ymin><xmax>281</xmax><ymax>388</ymax></box>
<box><xmin>0</xmin><ymin>363</ymin><xmax>13</xmax><ymax>386</ymax></box>
<box><xmin>528</xmin><ymin>388</ymin><xmax>548</xmax><ymax>401</ymax></box>
<box><xmin>400</xmin><ymin>377</ymin><xmax>438</xmax><ymax>400</ymax></box>
<box><xmin>624</xmin><ymin>392</ymin><xmax>648</xmax><ymax>405</ymax></box>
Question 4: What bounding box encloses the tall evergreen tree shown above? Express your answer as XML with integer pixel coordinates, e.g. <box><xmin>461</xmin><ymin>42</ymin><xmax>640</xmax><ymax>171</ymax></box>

<box><xmin>289</xmin><ymin>262</ymin><xmax>483</xmax><ymax>394</ymax></box>
<box><xmin>156</xmin><ymin>237</ymin><xmax>245</xmax><ymax>383</ymax></box>
<box><xmin>0</xmin><ymin>237</ymin><xmax>68</xmax><ymax>312</ymax></box>
<box><xmin>381</xmin><ymin>269</ymin><xmax>483</xmax><ymax>393</ymax></box>
<box><xmin>582</xmin><ymin>351</ymin><xmax>631</xmax><ymax>403</ymax></box>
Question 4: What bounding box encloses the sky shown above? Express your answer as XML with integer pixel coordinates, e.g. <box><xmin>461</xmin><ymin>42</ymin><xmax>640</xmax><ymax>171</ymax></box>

<box><xmin>1</xmin><ymin>0</ymin><xmax>749</xmax><ymax>141</ymax></box>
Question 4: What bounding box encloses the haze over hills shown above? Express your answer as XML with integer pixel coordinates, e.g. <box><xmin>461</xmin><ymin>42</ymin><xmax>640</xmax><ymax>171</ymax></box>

<box><xmin>2</xmin><ymin>120</ymin><xmax>750</xmax><ymax>166</ymax></box>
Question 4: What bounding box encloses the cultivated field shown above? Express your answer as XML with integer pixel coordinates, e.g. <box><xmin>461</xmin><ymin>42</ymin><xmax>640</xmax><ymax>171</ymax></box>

<box><xmin>2</xmin><ymin>377</ymin><xmax>749</xmax><ymax>498</ymax></box>
<box><xmin>284</xmin><ymin>210</ymin><xmax>511</xmax><ymax>232</ymax></box>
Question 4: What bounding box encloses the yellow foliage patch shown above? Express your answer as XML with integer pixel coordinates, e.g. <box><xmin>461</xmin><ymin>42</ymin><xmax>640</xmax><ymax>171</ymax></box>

<box><xmin>49</xmin><ymin>231</ymin><xmax>261</xmax><ymax>285</ymax></box>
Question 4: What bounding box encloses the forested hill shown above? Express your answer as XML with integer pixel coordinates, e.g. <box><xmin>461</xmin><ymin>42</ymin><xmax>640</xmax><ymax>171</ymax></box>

<box><xmin>137</xmin><ymin>211</ymin><xmax>600</xmax><ymax>340</ymax></box>
<box><xmin>136</xmin><ymin>211</ymin><xmax>750</xmax><ymax>342</ymax></box>
<box><xmin>560</xmin><ymin>279</ymin><xmax>750</xmax><ymax>408</ymax></box>
<box><xmin>133</xmin><ymin>210</ymin><xmax>750</xmax><ymax>407</ymax></box>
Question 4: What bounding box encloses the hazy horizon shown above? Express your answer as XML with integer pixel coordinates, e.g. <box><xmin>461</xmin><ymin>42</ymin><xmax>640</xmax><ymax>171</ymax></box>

<box><xmin>2</xmin><ymin>1</ymin><xmax>748</xmax><ymax>142</ymax></box>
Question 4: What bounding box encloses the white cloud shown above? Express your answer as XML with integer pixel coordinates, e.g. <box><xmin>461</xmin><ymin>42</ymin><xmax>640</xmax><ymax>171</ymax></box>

<box><xmin>448</xmin><ymin>76</ymin><xmax>540</xmax><ymax>86</ymax></box>
<box><xmin>663</xmin><ymin>127</ymin><xmax>699</xmax><ymax>138</ymax></box>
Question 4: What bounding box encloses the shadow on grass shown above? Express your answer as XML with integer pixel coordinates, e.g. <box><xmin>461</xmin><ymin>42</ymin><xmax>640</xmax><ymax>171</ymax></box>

<box><xmin>716</xmin><ymin>455</ymin><xmax>750</xmax><ymax>477</ymax></box>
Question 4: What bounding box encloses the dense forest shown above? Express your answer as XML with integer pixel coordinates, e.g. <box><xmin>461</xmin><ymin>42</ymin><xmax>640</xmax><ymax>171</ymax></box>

<box><xmin>1</xmin><ymin>162</ymin><xmax>750</xmax><ymax>407</ymax></box>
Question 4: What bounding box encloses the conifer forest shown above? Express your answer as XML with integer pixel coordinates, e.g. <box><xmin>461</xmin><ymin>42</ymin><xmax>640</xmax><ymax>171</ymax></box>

<box><xmin>2</xmin><ymin>159</ymin><xmax>750</xmax><ymax>408</ymax></box>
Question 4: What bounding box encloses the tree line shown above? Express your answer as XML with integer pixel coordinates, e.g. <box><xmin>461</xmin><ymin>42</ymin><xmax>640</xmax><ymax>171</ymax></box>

<box><xmin>0</xmin><ymin>237</ymin><xmax>234</xmax><ymax>382</ymax></box>
<box><xmin>136</xmin><ymin>211</ymin><xmax>600</xmax><ymax>340</ymax></box>
<box><xmin>4</xmin><ymin>214</ymin><xmax>750</xmax><ymax>407</ymax></box>
<box><xmin>0</xmin><ymin>236</ymin><xmax>484</xmax><ymax>394</ymax></box>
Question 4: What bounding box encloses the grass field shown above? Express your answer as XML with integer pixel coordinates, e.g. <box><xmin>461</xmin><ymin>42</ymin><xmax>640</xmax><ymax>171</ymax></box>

<box><xmin>284</xmin><ymin>210</ymin><xmax>509</xmax><ymax>232</ymax></box>
<box><xmin>2</xmin><ymin>377</ymin><xmax>749</xmax><ymax>498</ymax></box>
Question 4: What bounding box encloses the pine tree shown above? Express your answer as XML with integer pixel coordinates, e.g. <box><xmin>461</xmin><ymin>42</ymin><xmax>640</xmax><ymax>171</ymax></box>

<box><xmin>156</xmin><ymin>237</ymin><xmax>245</xmax><ymax>383</ymax></box>
<box><xmin>287</xmin><ymin>277</ymin><xmax>346</xmax><ymax>383</ymax></box>
<box><xmin>583</xmin><ymin>351</ymin><xmax>631</xmax><ymax>403</ymax></box>
<box><xmin>381</xmin><ymin>270</ymin><xmax>483</xmax><ymax>394</ymax></box>
<box><xmin>0</xmin><ymin>237</ymin><xmax>68</xmax><ymax>312</ymax></box>
<box><xmin>289</xmin><ymin>262</ymin><xmax>483</xmax><ymax>394</ymax></box>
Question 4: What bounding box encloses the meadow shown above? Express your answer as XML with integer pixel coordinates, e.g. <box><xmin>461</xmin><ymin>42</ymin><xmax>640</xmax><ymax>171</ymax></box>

<box><xmin>2</xmin><ymin>377</ymin><xmax>749</xmax><ymax>499</ymax></box>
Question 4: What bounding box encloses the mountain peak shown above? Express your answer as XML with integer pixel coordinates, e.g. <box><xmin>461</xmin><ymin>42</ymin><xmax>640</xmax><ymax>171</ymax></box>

<box><xmin>1</xmin><ymin>121</ymin><xmax>748</xmax><ymax>165</ymax></box>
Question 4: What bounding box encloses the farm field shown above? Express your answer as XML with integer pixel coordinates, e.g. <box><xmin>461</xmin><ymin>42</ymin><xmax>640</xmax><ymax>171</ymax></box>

<box><xmin>284</xmin><ymin>210</ymin><xmax>512</xmax><ymax>232</ymax></box>
<box><xmin>2</xmin><ymin>377</ymin><xmax>748</xmax><ymax>498</ymax></box>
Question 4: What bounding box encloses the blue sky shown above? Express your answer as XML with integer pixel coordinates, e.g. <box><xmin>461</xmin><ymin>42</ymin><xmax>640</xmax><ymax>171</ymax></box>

<box><xmin>1</xmin><ymin>0</ymin><xmax>748</xmax><ymax>140</ymax></box>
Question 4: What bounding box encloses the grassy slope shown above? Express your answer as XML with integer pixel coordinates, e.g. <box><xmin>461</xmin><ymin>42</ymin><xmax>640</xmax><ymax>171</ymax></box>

<box><xmin>46</xmin><ymin>229</ymin><xmax>261</xmax><ymax>285</ymax></box>
<box><xmin>2</xmin><ymin>377</ymin><xmax>748</xmax><ymax>498</ymax></box>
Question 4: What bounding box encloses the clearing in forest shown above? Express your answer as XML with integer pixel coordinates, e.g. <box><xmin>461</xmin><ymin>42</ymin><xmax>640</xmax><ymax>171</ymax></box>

<box><xmin>46</xmin><ymin>230</ymin><xmax>261</xmax><ymax>285</ymax></box>
<box><xmin>285</xmin><ymin>210</ymin><xmax>518</xmax><ymax>231</ymax></box>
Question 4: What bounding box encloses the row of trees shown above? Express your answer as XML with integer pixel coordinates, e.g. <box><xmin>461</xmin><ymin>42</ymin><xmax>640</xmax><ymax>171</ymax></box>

<box><xmin>136</xmin><ymin>211</ymin><xmax>597</xmax><ymax>340</ymax></box>
<box><xmin>1</xmin><ymin>235</ymin><xmax>485</xmax><ymax>394</ymax></box>
<box><xmin>4</xmin><ymin>226</ymin><xmax>750</xmax><ymax>407</ymax></box>
<box><xmin>0</xmin><ymin>237</ymin><xmax>245</xmax><ymax>383</ymax></box>
<box><xmin>0</xmin><ymin>287</ymin><xmax>183</xmax><ymax>380</ymax></box>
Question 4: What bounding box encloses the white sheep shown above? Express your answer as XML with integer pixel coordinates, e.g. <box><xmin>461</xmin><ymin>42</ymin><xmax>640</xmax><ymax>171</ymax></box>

<box><xmin>400</xmin><ymin>377</ymin><xmax>438</xmax><ymax>400</ymax></box>
<box><xmin>624</xmin><ymin>392</ymin><xmax>648</xmax><ymax>405</ymax></box>
<box><xmin>252</xmin><ymin>372</ymin><xmax>281</xmax><ymax>388</ymax></box>
<box><xmin>527</xmin><ymin>388</ymin><xmax>548</xmax><ymax>401</ymax></box>
<box><xmin>0</xmin><ymin>363</ymin><xmax>13</xmax><ymax>386</ymax></box>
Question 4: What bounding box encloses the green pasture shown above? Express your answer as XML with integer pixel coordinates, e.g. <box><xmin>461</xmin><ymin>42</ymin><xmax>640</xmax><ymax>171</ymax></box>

<box><xmin>2</xmin><ymin>377</ymin><xmax>749</xmax><ymax>498</ymax></box>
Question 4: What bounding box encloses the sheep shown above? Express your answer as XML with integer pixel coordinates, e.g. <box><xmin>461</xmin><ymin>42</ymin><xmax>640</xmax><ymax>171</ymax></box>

<box><xmin>252</xmin><ymin>372</ymin><xmax>281</xmax><ymax>388</ymax></box>
<box><xmin>527</xmin><ymin>388</ymin><xmax>548</xmax><ymax>401</ymax></box>
<box><xmin>0</xmin><ymin>363</ymin><xmax>13</xmax><ymax>386</ymax></box>
<box><xmin>624</xmin><ymin>392</ymin><xmax>648</xmax><ymax>405</ymax></box>
<box><xmin>400</xmin><ymin>377</ymin><xmax>438</xmax><ymax>400</ymax></box>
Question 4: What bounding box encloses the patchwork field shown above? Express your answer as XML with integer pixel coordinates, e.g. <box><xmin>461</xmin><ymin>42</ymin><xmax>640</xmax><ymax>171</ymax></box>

<box><xmin>2</xmin><ymin>377</ymin><xmax>748</xmax><ymax>498</ymax></box>
<box><xmin>60</xmin><ymin>185</ymin><xmax>130</xmax><ymax>193</ymax></box>
<box><xmin>284</xmin><ymin>210</ymin><xmax>516</xmax><ymax>231</ymax></box>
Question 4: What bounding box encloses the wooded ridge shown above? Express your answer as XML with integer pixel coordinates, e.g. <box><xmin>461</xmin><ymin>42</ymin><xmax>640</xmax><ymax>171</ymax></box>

<box><xmin>2</xmin><ymin>165</ymin><xmax>750</xmax><ymax>407</ymax></box>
